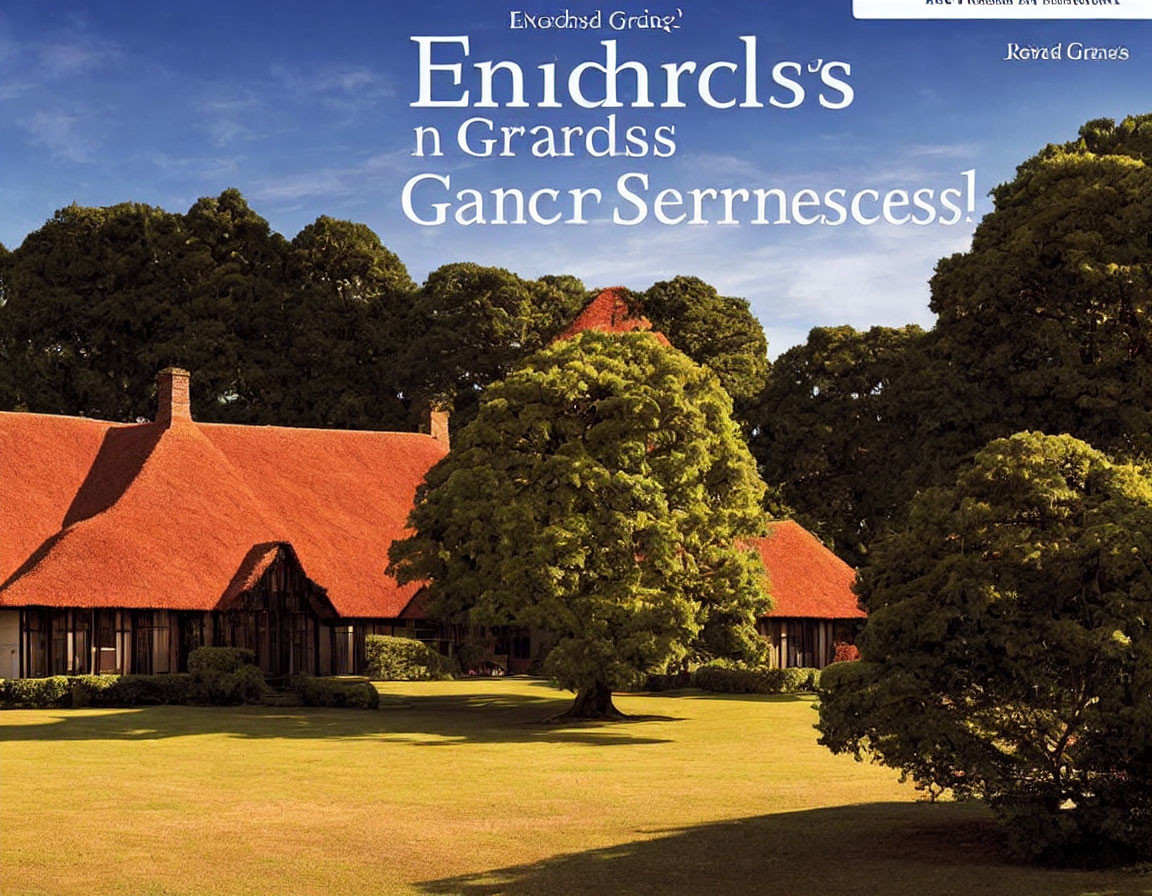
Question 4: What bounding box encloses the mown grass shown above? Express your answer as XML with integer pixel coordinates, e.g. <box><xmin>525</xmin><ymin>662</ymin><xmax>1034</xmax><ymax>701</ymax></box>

<box><xmin>1</xmin><ymin>678</ymin><xmax>1147</xmax><ymax>895</ymax></box>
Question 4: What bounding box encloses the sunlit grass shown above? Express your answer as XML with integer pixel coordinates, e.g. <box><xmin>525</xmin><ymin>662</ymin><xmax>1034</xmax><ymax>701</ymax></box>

<box><xmin>1</xmin><ymin>679</ymin><xmax>1146</xmax><ymax>895</ymax></box>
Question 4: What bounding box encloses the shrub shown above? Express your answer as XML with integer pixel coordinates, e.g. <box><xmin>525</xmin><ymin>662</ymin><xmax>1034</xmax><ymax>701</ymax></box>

<box><xmin>692</xmin><ymin>661</ymin><xmax>820</xmax><ymax>694</ymax></box>
<box><xmin>0</xmin><ymin>675</ymin><xmax>71</xmax><ymax>708</ymax></box>
<box><xmin>455</xmin><ymin>640</ymin><xmax>502</xmax><ymax>676</ymax></box>
<box><xmin>187</xmin><ymin>647</ymin><xmax>257</xmax><ymax>677</ymax></box>
<box><xmin>642</xmin><ymin>671</ymin><xmax>691</xmax><ymax>692</ymax></box>
<box><xmin>293</xmin><ymin>676</ymin><xmax>379</xmax><ymax>709</ymax></box>
<box><xmin>188</xmin><ymin>646</ymin><xmax>267</xmax><ymax>704</ymax></box>
<box><xmin>110</xmin><ymin>674</ymin><xmax>194</xmax><ymax>706</ymax></box>
<box><xmin>69</xmin><ymin>675</ymin><xmax>121</xmax><ymax>707</ymax></box>
<box><xmin>67</xmin><ymin>674</ymin><xmax>195</xmax><ymax>707</ymax></box>
<box><xmin>818</xmin><ymin>433</ymin><xmax>1152</xmax><ymax>864</ymax></box>
<box><xmin>364</xmin><ymin>636</ymin><xmax>454</xmax><ymax>681</ymax></box>
<box><xmin>833</xmin><ymin>642</ymin><xmax>861</xmax><ymax>663</ymax></box>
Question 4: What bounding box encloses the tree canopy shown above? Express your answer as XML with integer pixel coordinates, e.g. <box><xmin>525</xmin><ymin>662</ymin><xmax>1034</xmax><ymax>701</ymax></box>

<box><xmin>0</xmin><ymin>190</ymin><xmax>773</xmax><ymax>470</ymax></box>
<box><xmin>817</xmin><ymin>432</ymin><xmax>1152</xmax><ymax>864</ymax></box>
<box><xmin>0</xmin><ymin>190</ymin><xmax>419</xmax><ymax>428</ymax></box>
<box><xmin>751</xmin><ymin>324</ymin><xmax>924</xmax><ymax>566</ymax></box>
<box><xmin>388</xmin><ymin>330</ymin><xmax>769</xmax><ymax>718</ymax></box>
<box><xmin>404</xmin><ymin>263</ymin><xmax>588</xmax><ymax>428</ymax></box>
<box><xmin>746</xmin><ymin>114</ymin><xmax>1152</xmax><ymax>566</ymax></box>
<box><xmin>636</xmin><ymin>276</ymin><xmax>770</xmax><ymax>421</ymax></box>
<box><xmin>926</xmin><ymin>114</ymin><xmax>1152</xmax><ymax>466</ymax></box>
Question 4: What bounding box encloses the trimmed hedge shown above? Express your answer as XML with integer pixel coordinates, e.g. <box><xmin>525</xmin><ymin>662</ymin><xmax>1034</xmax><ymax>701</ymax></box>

<box><xmin>292</xmin><ymin>675</ymin><xmax>380</xmax><ymax>709</ymax></box>
<box><xmin>1</xmin><ymin>648</ymin><xmax>266</xmax><ymax>709</ymax></box>
<box><xmin>188</xmin><ymin>647</ymin><xmax>267</xmax><ymax>704</ymax></box>
<box><xmin>69</xmin><ymin>674</ymin><xmax>194</xmax><ymax>707</ymax></box>
<box><xmin>692</xmin><ymin>661</ymin><xmax>821</xmax><ymax>694</ymax></box>
<box><xmin>68</xmin><ymin>675</ymin><xmax>121</xmax><ymax>707</ymax></box>
<box><xmin>364</xmin><ymin>636</ymin><xmax>455</xmax><ymax>681</ymax></box>
<box><xmin>112</xmin><ymin>674</ymin><xmax>195</xmax><ymax>706</ymax></box>
<box><xmin>642</xmin><ymin>671</ymin><xmax>692</xmax><ymax>692</ymax></box>
<box><xmin>0</xmin><ymin>675</ymin><xmax>71</xmax><ymax>708</ymax></box>
<box><xmin>0</xmin><ymin>674</ymin><xmax>195</xmax><ymax>709</ymax></box>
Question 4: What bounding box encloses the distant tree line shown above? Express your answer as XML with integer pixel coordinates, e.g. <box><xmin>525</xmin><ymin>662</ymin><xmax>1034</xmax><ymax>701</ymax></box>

<box><xmin>0</xmin><ymin>193</ymin><xmax>767</xmax><ymax>442</ymax></box>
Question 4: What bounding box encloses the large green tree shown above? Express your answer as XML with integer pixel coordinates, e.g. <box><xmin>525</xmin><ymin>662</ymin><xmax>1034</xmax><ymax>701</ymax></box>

<box><xmin>389</xmin><ymin>330</ymin><xmax>769</xmax><ymax>718</ymax></box>
<box><xmin>1</xmin><ymin>200</ymin><xmax>204</xmax><ymax>420</ymax></box>
<box><xmin>818</xmin><ymin>432</ymin><xmax>1152</xmax><ymax>864</ymax></box>
<box><xmin>240</xmin><ymin>215</ymin><xmax>417</xmax><ymax>430</ymax></box>
<box><xmin>925</xmin><ymin>114</ymin><xmax>1152</xmax><ymax>467</ymax></box>
<box><xmin>747</xmin><ymin>115</ymin><xmax>1152</xmax><ymax>566</ymax></box>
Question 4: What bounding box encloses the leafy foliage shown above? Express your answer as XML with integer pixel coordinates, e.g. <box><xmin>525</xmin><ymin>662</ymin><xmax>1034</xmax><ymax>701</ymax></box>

<box><xmin>389</xmin><ymin>330</ymin><xmax>769</xmax><ymax>716</ymax></box>
<box><xmin>292</xmin><ymin>675</ymin><xmax>381</xmax><ymax>709</ymax></box>
<box><xmin>188</xmin><ymin>646</ymin><xmax>267</xmax><ymax>704</ymax></box>
<box><xmin>924</xmin><ymin>114</ymin><xmax>1152</xmax><ymax>469</ymax></box>
<box><xmin>0</xmin><ymin>674</ymin><xmax>195</xmax><ymax>708</ymax></box>
<box><xmin>747</xmin><ymin>115</ymin><xmax>1152</xmax><ymax>566</ymax></box>
<box><xmin>637</xmin><ymin>276</ymin><xmax>771</xmax><ymax>420</ymax></box>
<box><xmin>751</xmin><ymin>324</ymin><xmax>924</xmax><ymax>566</ymax></box>
<box><xmin>0</xmin><ymin>675</ymin><xmax>71</xmax><ymax>708</ymax></box>
<box><xmin>692</xmin><ymin>661</ymin><xmax>820</xmax><ymax>694</ymax></box>
<box><xmin>0</xmin><ymin>191</ymin><xmax>416</xmax><ymax>429</ymax></box>
<box><xmin>817</xmin><ymin>432</ymin><xmax>1152</xmax><ymax>865</ymax></box>
<box><xmin>364</xmin><ymin>635</ymin><xmax>455</xmax><ymax>681</ymax></box>
<box><xmin>405</xmin><ymin>262</ymin><xmax>588</xmax><ymax>428</ymax></box>
<box><xmin>242</xmin><ymin>213</ymin><xmax>417</xmax><ymax>430</ymax></box>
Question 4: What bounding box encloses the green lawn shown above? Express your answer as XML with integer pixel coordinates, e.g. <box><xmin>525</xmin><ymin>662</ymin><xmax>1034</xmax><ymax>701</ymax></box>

<box><xmin>1</xmin><ymin>679</ymin><xmax>1147</xmax><ymax>896</ymax></box>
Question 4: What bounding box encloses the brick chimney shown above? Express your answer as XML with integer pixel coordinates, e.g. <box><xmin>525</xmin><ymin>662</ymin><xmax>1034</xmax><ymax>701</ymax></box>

<box><xmin>420</xmin><ymin>404</ymin><xmax>450</xmax><ymax>450</ymax></box>
<box><xmin>156</xmin><ymin>367</ymin><xmax>192</xmax><ymax>427</ymax></box>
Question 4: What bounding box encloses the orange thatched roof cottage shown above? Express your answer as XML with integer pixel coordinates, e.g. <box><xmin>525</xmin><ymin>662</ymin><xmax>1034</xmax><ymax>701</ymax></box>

<box><xmin>0</xmin><ymin>290</ymin><xmax>863</xmax><ymax>679</ymax></box>
<box><xmin>0</xmin><ymin>368</ymin><xmax>449</xmax><ymax>679</ymax></box>
<box><xmin>749</xmin><ymin>521</ymin><xmax>864</xmax><ymax>668</ymax></box>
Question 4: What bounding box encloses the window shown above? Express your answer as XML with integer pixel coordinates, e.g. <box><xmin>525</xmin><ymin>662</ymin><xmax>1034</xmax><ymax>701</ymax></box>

<box><xmin>133</xmin><ymin>611</ymin><xmax>171</xmax><ymax>675</ymax></box>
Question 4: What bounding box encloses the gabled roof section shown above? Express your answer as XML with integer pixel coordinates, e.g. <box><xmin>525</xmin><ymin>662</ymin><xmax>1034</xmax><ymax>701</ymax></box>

<box><xmin>556</xmin><ymin>287</ymin><xmax>672</xmax><ymax>346</ymax></box>
<box><xmin>0</xmin><ymin>407</ymin><xmax>447</xmax><ymax>617</ymax></box>
<box><xmin>200</xmin><ymin>423</ymin><xmax>446</xmax><ymax>617</ymax></box>
<box><xmin>751</xmin><ymin>521</ymin><xmax>864</xmax><ymax>620</ymax></box>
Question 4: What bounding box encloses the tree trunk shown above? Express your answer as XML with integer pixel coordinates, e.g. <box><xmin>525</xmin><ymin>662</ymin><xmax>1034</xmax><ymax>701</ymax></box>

<box><xmin>558</xmin><ymin>681</ymin><xmax>627</xmax><ymax>720</ymax></box>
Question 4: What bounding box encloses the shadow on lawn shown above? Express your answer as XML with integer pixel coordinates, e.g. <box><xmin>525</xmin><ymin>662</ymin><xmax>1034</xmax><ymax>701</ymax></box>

<box><xmin>634</xmin><ymin>689</ymin><xmax>816</xmax><ymax>704</ymax></box>
<box><xmin>417</xmin><ymin>802</ymin><xmax>1146</xmax><ymax>896</ymax></box>
<box><xmin>0</xmin><ymin>688</ymin><xmax>680</xmax><ymax>747</ymax></box>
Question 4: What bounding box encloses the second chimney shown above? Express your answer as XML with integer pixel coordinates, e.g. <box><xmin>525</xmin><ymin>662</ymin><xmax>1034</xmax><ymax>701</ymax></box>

<box><xmin>420</xmin><ymin>404</ymin><xmax>450</xmax><ymax>450</ymax></box>
<box><xmin>156</xmin><ymin>367</ymin><xmax>192</xmax><ymax>427</ymax></box>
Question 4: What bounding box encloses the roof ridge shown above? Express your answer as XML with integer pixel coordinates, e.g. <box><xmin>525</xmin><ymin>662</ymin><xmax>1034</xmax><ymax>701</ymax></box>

<box><xmin>193</xmin><ymin>420</ymin><xmax>436</xmax><ymax>438</ymax></box>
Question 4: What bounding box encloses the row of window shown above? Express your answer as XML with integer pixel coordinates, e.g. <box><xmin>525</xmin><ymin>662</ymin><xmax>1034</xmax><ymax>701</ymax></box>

<box><xmin>18</xmin><ymin>609</ymin><xmax>429</xmax><ymax>678</ymax></box>
<box><xmin>21</xmin><ymin>609</ymin><xmax>203</xmax><ymax>678</ymax></box>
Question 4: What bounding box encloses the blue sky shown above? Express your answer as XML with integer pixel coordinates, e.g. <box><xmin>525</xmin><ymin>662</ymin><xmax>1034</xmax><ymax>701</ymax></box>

<box><xmin>0</xmin><ymin>1</ymin><xmax>1148</xmax><ymax>355</ymax></box>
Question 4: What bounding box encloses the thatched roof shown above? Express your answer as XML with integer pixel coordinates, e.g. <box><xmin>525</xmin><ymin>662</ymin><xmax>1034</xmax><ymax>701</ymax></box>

<box><xmin>556</xmin><ymin>287</ymin><xmax>672</xmax><ymax>346</ymax></box>
<box><xmin>751</xmin><ymin>521</ymin><xmax>864</xmax><ymax>620</ymax></box>
<box><xmin>0</xmin><ymin>405</ymin><xmax>446</xmax><ymax>617</ymax></box>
